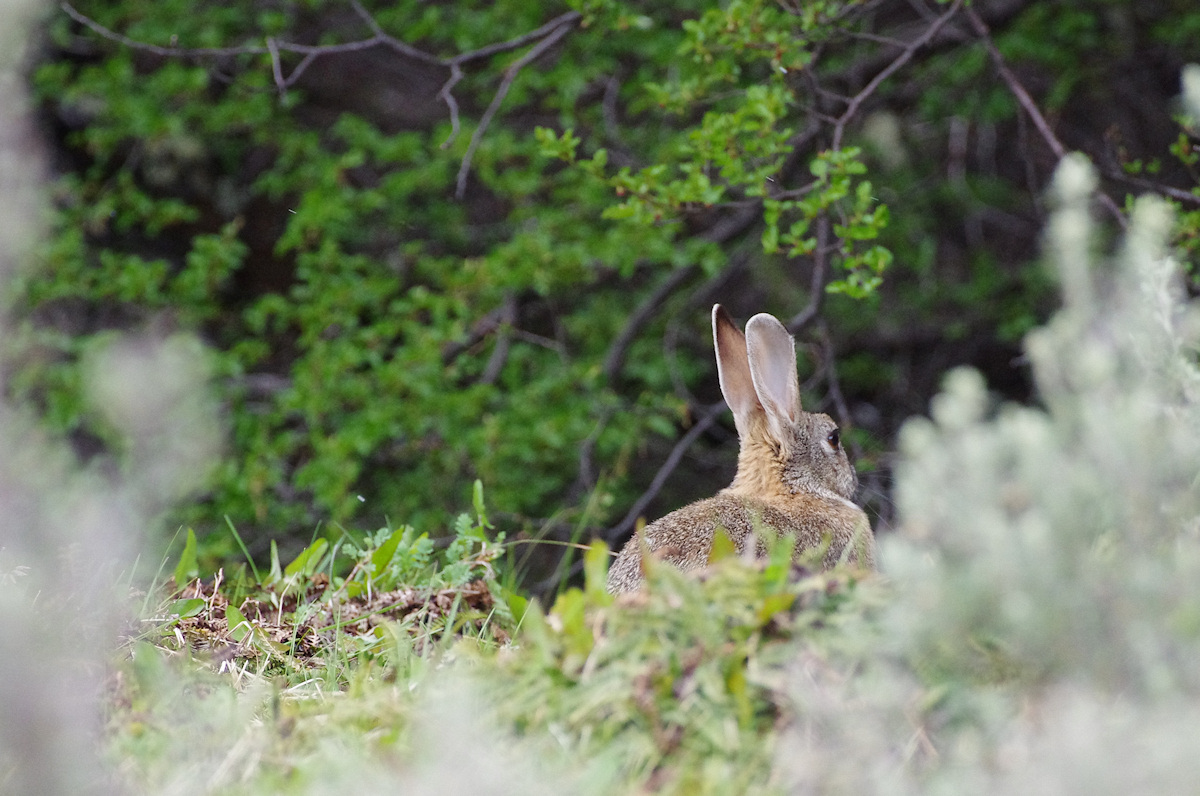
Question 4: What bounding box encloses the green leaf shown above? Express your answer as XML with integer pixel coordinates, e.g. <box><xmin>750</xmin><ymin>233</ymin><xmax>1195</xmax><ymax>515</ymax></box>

<box><xmin>472</xmin><ymin>479</ymin><xmax>492</xmax><ymax>529</ymax></box>
<box><xmin>756</xmin><ymin>592</ymin><xmax>796</xmax><ymax>625</ymax></box>
<box><xmin>583</xmin><ymin>540</ymin><xmax>614</xmax><ymax>606</ymax></box>
<box><xmin>267</xmin><ymin>539</ymin><xmax>283</xmax><ymax>585</ymax></box>
<box><xmin>708</xmin><ymin>527</ymin><xmax>738</xmax><ymax>563</ymax></box>
<box><xmin>502</xmin><ymin>585</ymin><xmax>530</xmax><ymax>626</ymax></box>
<box><xmin>225</xmin><ymin>602</ymin><xmax>249</xmax><ymax>642</ymax></box>
<box><xmin>551</xmin><ymin>588</ymin><xmax>593</xmax><ymax>659</ymax></box>
<box><xmin>284</xmin><ymin>537</ymin><xmax>329</xmax><ymax>578</ymax></box>
<box><xmin>371</xmin><ymin>526</ymin><xmax>405</xmax><ymax>580</ymax></box>
<box><xmin>169</xmin><ymin>597</ymin><xmax>206</xmax><ymax>619</ymax></box>
<box><xmin>173</xmin><ymin>527</ymin><xmax>199</xmax><ymax>586</ymax></box>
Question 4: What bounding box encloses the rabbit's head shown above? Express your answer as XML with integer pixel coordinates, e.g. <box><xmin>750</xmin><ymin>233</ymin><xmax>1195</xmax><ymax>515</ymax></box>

<box><xmin>712</xmin><ymin>305</ymin><xmax>858</xmax><ymax>501</ymax></box>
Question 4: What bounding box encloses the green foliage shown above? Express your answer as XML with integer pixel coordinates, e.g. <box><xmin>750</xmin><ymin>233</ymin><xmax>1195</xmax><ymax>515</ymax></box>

<box><xmin>22</xmin><ymin>0</ymin><xmax>903</xmax><ymax>554</ymax></box>
<box><xmin>110</xmin><ymin>522</ymin><xmax>878</xmax><ymax>794</ymax></box>
<box><xmin>21</xmin><ymin>1</ymin><xmax>1200</xmax><ymax>579</ymax></box>
<box><xmin>151</xmin><ymin>481</ymin><xmax>514</xmax><ymax>685</ymax></box>
<box><xmin>172</xmin><ymin>527</ymin><xmax>199</xmax><ymax>586</ymax></box>
<box><xmin>484</xmin><ymin>542</ymin><xmax>875</xmax><ymax>795</ymax></box>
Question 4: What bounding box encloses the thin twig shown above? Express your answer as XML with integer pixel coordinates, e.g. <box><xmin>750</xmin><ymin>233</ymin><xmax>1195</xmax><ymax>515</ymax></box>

<box><xmin>832</xmin><ymin>0</ymin><xmax>964</xmax><ymax>150</ymax></box>
<box><xmin>437</xmin><ymin>63</ymin><xmax>465</xmax><ymax>149</ymax></box>
<box><xmin>284</xmin><ymin>52</ymin><xmax>319</xmax><ymax>89</ymax></box>
<box><xmin>454</xmin><ymin>20</ymin><xmax>573</xmax><ymax>199</ymax></box>
<box><xmin>603</xmin><ymin>401</ymin><xmax>728</xmax><ymax>546</ymax></box>
<box><xmin>1102</xmin><ymin>167</ymin><xmax>1200</xmax><ymax>207</ymax></box>
<box><xmin>903</xmin><ymin>0</ymin><xmax>940</xmax><ymax>24</ymax></box>
<box><xmin>786</xmin><ymin>213</ymin><xmax>832</xmax><ymax>333</ymax></box>
<box><xmin>575</xmin><ymin>408</ymin><xmax>615</xmax><ymax>495</ymax></box>
<box><xmin>480</xmin><ymin>293</ymin><xmax>517</xmax><ymax>384</ymax></box>
<box><xmin>62</xmin><ymin>2</ymin><xmax>275</xmax><ymax>57</ymax></box>
<box><xmin>603</xmin><ymin>266</ymin><xmax>699</xmax><ymax>384</ymax></box>
<box><xmin>348</xmin><ymin>0</ymin><xmax>441</xmax><ymax>65</ymax></box>
<box><xmin>965</xmin><ymin>5</ymin><xmax>1127</xmax><ymax>227</ymax></box>
<box><xmin>817</xmin><ymin>321</ymin><xmax>853</xmax><ymax>431</ymax></box>
<box><xmin>265</xmin><ymin>37</ymin><xmax>284</xmax><ymax>95</ymax></box>
<box><xmin>448</xmin><ymin>10</ymin><xmax>582</xmax><ymax>66</ymax></box>
<box><xmin>63</xmin><ymin>2</ymin><xmax>582</xmax><ymax>197</ymax></box>
<box><xmin>966</xmin><ymin>7</ymin><xmax>1061</xmax><ymax>159</ymax></box>
<box><xmin>441</xmin><ymin>304</ymin><xmax>509</xmax><ymax>365</ymax></box>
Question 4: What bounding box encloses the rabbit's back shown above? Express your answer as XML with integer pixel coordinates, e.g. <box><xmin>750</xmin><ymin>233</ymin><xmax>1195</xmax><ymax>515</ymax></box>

<box><xmin>606</xmin><ymin>490</ymin><xmax>874</xmax><ymax>593</ymax></box>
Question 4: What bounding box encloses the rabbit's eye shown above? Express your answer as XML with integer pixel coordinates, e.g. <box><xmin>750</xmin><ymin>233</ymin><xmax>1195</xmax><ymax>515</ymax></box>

<box><xmin>826</xmin><ymin>430</ymin><xmax>840</xmax><ymax>449</ymax></box>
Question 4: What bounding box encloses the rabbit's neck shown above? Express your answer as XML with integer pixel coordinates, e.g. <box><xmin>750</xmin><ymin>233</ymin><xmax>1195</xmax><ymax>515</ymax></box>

<box><xmin>728</xmin><ymin>435</ymin><xmax>791</xmax><ymax>500</ymax></box>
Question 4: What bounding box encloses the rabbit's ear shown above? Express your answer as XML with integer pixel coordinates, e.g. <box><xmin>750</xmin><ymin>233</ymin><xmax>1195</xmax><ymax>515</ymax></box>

<box><xmin>745</xmin><ymin>313</ymin><xmax>801</xmax><ymax>444</ymax></box>
<box><xmin>712</xmin><ymin>305</ymin><xmax>761</xmax><ymax>438</ymax></box>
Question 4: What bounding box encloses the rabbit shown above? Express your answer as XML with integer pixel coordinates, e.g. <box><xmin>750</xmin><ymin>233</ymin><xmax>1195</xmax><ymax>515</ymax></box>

<box><xmin>606</xmin><ymin>304</ymin><xmax>875</xmax><ymax>593</ymax></box>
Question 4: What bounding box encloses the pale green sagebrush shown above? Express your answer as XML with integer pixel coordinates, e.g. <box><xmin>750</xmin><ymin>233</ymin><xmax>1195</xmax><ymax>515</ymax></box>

<box><xmin>778</xmin><ymin>152</ymin><xmax>1200</xmax><ymax>794</ymax></box>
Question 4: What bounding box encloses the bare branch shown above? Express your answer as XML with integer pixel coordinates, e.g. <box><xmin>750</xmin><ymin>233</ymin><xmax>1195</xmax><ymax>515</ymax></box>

<box><xmin>832</xmin><ymin>0</ymin><xmax>964</xmax><ymax>150</ymax></box>
<box><xmin>448</xmin><ymin>10</ymin><xmax>582</xmax><ymax>67</ymax></box>
<box><xmin>284</xmin><ymin>51</ymin><xmax>319</xmax><ymax>89</ymax></box>
<box><xmin>454</xmin><ymin>19</ymin><xmax>574</xmax><ymax>199</ymax></box>
<box><xmin>575</xmin><ymin>409</ymin><xmax>615</xmax><ymax>495</ymax></box>
<box><xmin>1102</xmin><ymin>168</ymin><xmax>1200</xmax><ymax>207</ymax></box>
<box><xmin>964</xmin><ymin>5</ymin><xmax>1127</xmax><ymax>227</ymax></box>
<box><xmin>603</xmin><ymin>400</ymin><xmax>727</xmax><ymax>546</ymax></box>
<box><xmin>437</xmin><ymin>63</ymin><xmax>465</xmax><ymax>149</ymax></box>
<box><xmin>481</xmin><ymin>294</ymin><xmax>517</xmax><ymax>385</ymax></box>
<box><xmin>62</xmin><ymin>1</ymin><xmax>272</xmax><ymax>57</ymax></box>
<box><xmin>345</xmin><ymin>2</ymin><xmax>581</xmax><ymax>154</ymax></box>
<box><xmin>62</xmin><ymin>2</ymin><xmax>582</xmax><ymax>193</ymax></box>
<box><xmin>817</xmin><ymin>321</ymin><xmax>853</xmax><ymax>430</ymax></box>
<box><xmin>603</xmin><ymin>266</ymin><xmax>699</xmax><ymax>385</ymax></box>
<box><xmin>441</xmin><ymin>304</ymin><xmax>509</xmax><ymax>365</ymax></box>
<box><xmin>62</xmin><ymin>1</ymin><xmax>388</xmax><ymax>60</ymax></box>
<box><xmin>265</xmin><ymin>37</ymin><xmax>285</xmax><ymax>96</ymax></box>
<box><xmin>348</xmin><ymin>0</ymin><xmax>441</xmax><ymax>65</ymax></box>
<box><xmin>786</xmin><ymin>213</ymin><xmax>832</xmax><ymax>333</ymax></box>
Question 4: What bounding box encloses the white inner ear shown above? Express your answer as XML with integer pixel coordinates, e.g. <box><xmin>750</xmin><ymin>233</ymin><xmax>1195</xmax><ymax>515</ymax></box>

<box><xmin>712</xmin><ymin>305</ymin><xmax>760</xmax><ymax>439</ymax></box>
<box><xmin>745</xmin><ymin>313</ymin><xmax>800</xmax><ymax>443</ymax></box>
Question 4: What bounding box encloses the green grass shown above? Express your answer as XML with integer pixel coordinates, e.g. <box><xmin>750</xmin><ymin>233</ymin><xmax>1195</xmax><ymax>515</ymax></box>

<box><xmin>103</xmin><ymin>507</ymin><xmax>882</xmax><ymax>795</ymax></box>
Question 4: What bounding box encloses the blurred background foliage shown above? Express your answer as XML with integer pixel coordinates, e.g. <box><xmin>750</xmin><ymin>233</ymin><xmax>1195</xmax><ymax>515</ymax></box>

<box><xmin>16</xmin><ymin>0</ymin><xmax>1200</xmax><ymax>581</ymax></box>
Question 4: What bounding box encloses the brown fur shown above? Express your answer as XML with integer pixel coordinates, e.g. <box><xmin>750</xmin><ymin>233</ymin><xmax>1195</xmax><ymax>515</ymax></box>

<box><xmin>606</xmin><ymin>305</ymin><xmax>876</xmax><ymax>594</ymax></box>
<box><xmin>605</xmin><ymin>491</ymin><xmax>874</xmax><ymax>593</ymax></box>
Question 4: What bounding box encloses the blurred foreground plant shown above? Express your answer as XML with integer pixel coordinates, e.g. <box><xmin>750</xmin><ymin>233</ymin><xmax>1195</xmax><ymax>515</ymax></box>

<box><xmin>774</xmin><ymin>154</ymin><xmax>1200</xmax><ymax>793</ymax></box>
<box><xmin>483</xmin><ymin>538</ymin><xmax>878</xmax><ymax>795</ymax></box>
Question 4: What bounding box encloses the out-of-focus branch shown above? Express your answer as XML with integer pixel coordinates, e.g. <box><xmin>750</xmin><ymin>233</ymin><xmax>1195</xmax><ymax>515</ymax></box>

<box><xmin>480</xmin><ymin>293</ymin><xmax>517</xmax><ymax>385</ymax></box>
<box><xmin>1101</xmin><ymin>168</ymin><xmax>1200</xmax><ymax>208</ymax></box>
<box><xmin>61</xmin><ymin>1</ymin><xmax>581</xmax><ymax>199</ymax></box>
<box><xmin>964</xmin><ymin>5</ymin><xmax>1127</xmax><ymax>227</ymax></box>
<box><xmin>441</xmin><ymin>304</ymin><xmax>509</xmax><ymax>365</ymax></box>
<box><xmin>454</xmin><ymin>19</ymin><xmax>574</xmax><ymax>199</ymax></box>
<box><xmin>831</xmin><ymin>0</ymin><xmax>964</xmax><ymax>150</ymax></box>
<box><xmin>602</xmin><ymin>266</ymin><xmax>698</xmax><ymax>385</ymax></box>
<box><xmin>346</xmin><ymin>0</ymin><xmax>442</xmax><ymax>65</ymax></box>
<box><xmin>817</xmin><ymin>320</ymin><xmax>853</xmax><ymax>431</ymax></box>
<box><xmin>786</xmin><ymin>213</ymin><xmax>832</xmax><ymax>333</ymax></box>
<box><xmin>602</xmin><ymin>400</ymin><xmax>728</xmax><ymax>546</ymax></box>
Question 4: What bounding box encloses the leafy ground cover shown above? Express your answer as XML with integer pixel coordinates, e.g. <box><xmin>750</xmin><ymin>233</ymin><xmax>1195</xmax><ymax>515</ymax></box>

<box><xmin>109</xmin><ymin>500</ymin><xmax>875</xmax><ymax>794</ymax></box>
